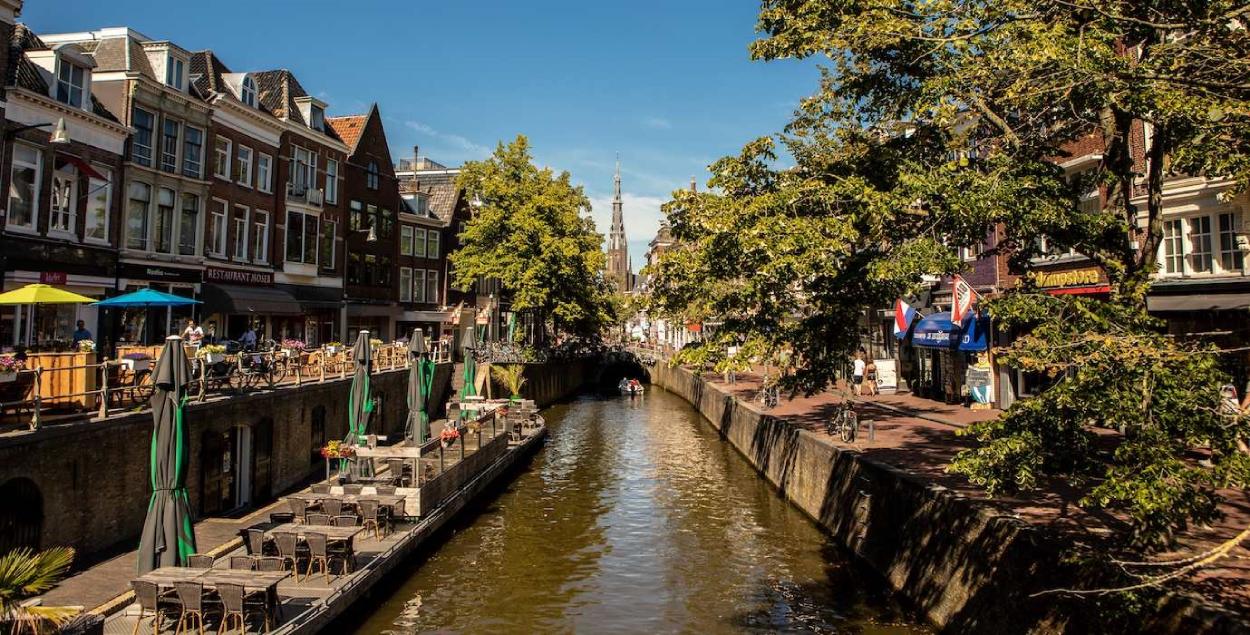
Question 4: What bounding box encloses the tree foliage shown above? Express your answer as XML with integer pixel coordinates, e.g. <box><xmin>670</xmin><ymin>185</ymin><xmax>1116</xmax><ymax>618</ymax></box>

<box><xmin>645</xmin><ymin>0</ymin><xmax>1250</xmax><ymax>546</ymax></box>
<box><xmin>452</xmin><ymin>136</ymin><xmax>615</xmax><ymax>338</ymax></box>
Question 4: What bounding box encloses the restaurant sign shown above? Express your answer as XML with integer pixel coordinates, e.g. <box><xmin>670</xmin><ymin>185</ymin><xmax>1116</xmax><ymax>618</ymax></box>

<box><xmin>1031</xmin><ymin>267</ymin><xmax>1102</xmax><ymax>289</ymax></box>
<box><xmin>204</xmin><ymin>266</ymin><xmax>273</xmax><ymax>286</ymax></box>
<box><xmin>119</xmin><ymin>263</ymin><xmax>202</xmax><ymax>284</ymax></box>
<box><xmin>39</xmin><ymin>271</ymin><xmax>67</xmax><ymax>285</ymax></box>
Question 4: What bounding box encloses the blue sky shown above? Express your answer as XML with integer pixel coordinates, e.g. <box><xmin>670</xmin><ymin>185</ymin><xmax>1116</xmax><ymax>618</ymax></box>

<box><xmin>32</xmin><ymin>1</ymin><xmax>821</xmax><ymax>271</ymax></box>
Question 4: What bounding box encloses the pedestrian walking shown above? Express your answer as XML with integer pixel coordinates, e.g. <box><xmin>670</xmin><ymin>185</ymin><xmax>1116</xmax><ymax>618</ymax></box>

<box><xmin>865</xmin><ymin>358</ymin><xmax>878</xmax><ymax>396</ymax></box>
<box><xmin>851</xmin><ymin>349</ymin><xmax>865</xmax><ymax>396</ymax></box>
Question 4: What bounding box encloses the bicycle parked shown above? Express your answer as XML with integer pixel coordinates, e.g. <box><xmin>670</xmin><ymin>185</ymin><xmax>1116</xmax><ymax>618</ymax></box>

<box><xmin>826</xmin><ymin>398</ymin><xmax>859</xmax><ymax>443</ymax></box>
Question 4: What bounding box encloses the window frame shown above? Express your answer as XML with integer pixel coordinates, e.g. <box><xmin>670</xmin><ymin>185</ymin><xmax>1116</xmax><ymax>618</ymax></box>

<box><xmin>236</xmin><ymin>145</ymin><xmax>253</xmax><ymax>187</ymax></box>
<box><xmin>55</xmin><ymin>59</ymin><xmax>86</xmax><ymax>108</ymax></box>
<box><xmin>240</xmin><ymin>76</ymin><xmax>257</xmax><ymax>107</ymax></box>
<box><xmin>131</xmin><ymin>107</ymin><xmax>156</xmax><ymax>167</ymax></box>
<box><xmin>414</xmin><ymin>227</ymin><xmax>427</xmax><ymax>258</ymax></box>
<box><xmin>49</xmin><ymin>160</ymin><xmax>77</xmax><ymax>236</ymax></box>
<box><xmin>325</xmin><ymin>158</ymin><xmax>338</xmax><ymax>203</ymax></box>
<box><xmin>426</xmin><ymin>269</ymin><xmax>439</xmax><ymax>305</ymax></box>
<box><xmin>285</xmin><ymin>209</ymin><xmax>319</xmax><ymax>266</ymax></box>
<box><xmin>256</xmin><ymin>153</ymin><xmax>273</xmax><ymax>193</ymax></box>
<box><xmin>413</xmin><ymin>269</ymin><xmax>426</xmax><ymax>303</ymax></box>
<box><xmin>125</xmin><ymin>180</ymin><xmax>153</xmax><ymax>251</ymax></box>
<box><xmin>83</xmin><ymin>166</ymin><xmax>112</xmax><ymax>245</ymax></box>
<box><xmin>1157</xmin><ymin>210</ymin><xmax>1247</xmax><ymax>277</ymax></box>
<box><xmin>319</xmin><ymin>218</ymin><xmax>337</xmax><ymax>271</ymax></box>
<box><xmin>181</xmin><ymin>126</ymin><xmax>204</xmax><ymax>178</ymax></box>
<box><xmin>165</xmin><ymin>55</ymin><xmax>185</xmax><ymax>91</ymax></box>
<box><xmin>232</xmin><ymin>204</ymin><xmax>250</xmax><ymax>262</ymax></box>
<box><xmin>207</xmin><ymin>198</ymin><xmax>229</xmax><ymax>258</ymax></box>
<box><xmin>399</xmin><ymin>267</ymin><xmax>413</xmax><ymax>302</ymax></box>
<box><xmin>427</xmin><ymin>230</ymin><xmax>440</xmax><ymax>259</ymax></box>
<box><xmin>252</xmin><ymin>209</ymin><xmax>270</xmax><ymax>264</ymax></box>
<box><xmin>160</xmin><ymin>117</ymin><xmax>181</xmax><ymax>173</ymax></box>
<box><xmin>178</xmin><ymin>192</ymin><xmax>200</xmax><ymax>256</ymax></box>
<box><xmin>213</xmin><ymin>137</ymin><xmax>232</xmax><ymax>180</ymax></box>
<box><xmin>400</xmin><ymin>225</ymin><xmax>414</xmax><ymax>256</ymax></box>
<box><xmin>154</xmin><ymin>187</ymin><xmax>176</xmax><ymax>254</ymax></box>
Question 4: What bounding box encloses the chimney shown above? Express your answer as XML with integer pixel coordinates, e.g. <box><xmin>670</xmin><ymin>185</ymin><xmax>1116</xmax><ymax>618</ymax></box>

<box><xmin>413</xmin><ymin>145</ymin><xmax>420</xmax><ymax>171</ymax></box>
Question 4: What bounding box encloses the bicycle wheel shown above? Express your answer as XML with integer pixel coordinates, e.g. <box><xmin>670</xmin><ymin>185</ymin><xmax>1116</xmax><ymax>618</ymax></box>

<box><xmin>839</xmin><ymin>411</ymin><xmax>857</xmax><ymax>443</ymax></box>
<box><xmin>266</xmin><ymin>361</ymin><xmax>287</xmax><ymax>388</ymax></box>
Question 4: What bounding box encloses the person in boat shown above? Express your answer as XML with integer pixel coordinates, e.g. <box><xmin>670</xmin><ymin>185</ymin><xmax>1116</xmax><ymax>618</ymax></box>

<box><xmin>628</xmin><ymin>378</ymin><xmax>643</xmax><ymax>393</ymax></box>
<box><xmin>618</xmin><ymin>378</ymin><xmax>631</xmax><ymax>393</ymax></box>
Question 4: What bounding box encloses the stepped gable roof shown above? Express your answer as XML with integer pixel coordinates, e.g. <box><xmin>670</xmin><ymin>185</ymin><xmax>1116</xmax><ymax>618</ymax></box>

<box><xmin>326</xmin><ymin>114</ymin><xmax>366</xmax><ymax>152</ymax></box>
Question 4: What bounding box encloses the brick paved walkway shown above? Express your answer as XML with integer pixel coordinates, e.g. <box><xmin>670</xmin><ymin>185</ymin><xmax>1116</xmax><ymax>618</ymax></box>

<box><xmin>707</xmin><ymin>368</ymin><xmax>1250</xmax><ymax>612</ymax></box>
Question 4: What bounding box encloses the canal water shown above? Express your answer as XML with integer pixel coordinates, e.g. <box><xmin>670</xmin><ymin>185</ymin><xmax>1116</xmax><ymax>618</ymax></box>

<box><xmin>348</xmin><ymin>388</ymin><xmax>927</xmax><ymax>634</ymax></box>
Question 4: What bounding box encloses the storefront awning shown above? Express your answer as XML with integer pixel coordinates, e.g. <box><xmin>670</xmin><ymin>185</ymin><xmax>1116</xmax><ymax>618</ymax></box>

<box><xmin>910</xmin><ymin>311</ymin><xmax>989</xmax><ymax>351</ymax></box>
<box><xmin>1147</xmin><ymin>293</ymin><xmax>1250</xmax><ymax>312</ymax></box>
<box><xmin>347</xmin><ymin>303</ymin><xmax>397</xmax><ymax>317</ymax></box>
<box><xmin>400</xmin><ymin>310</ymin><xmax>453</xmax><ymax>323</ymax></box>
<box><xmin>276</xmin><ymin>284</ymin><xmax>342</xmax><ymax>311</ymax></box>
<box><xmin>201</xmin><ymin>284</ymin><xmax>302</xmax><ymax>316</ymax></box>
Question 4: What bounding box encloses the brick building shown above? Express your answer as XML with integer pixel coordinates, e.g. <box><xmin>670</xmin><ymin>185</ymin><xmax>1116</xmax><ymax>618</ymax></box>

<box><xmin>327</xmin><ymin>106</ymin><xmax>400</xmax><ymax>341</ymax></box>
<box><xmin>1</xmin><ymin>22</ymin><xmax>129</xmax><ymax>348</ymax></box>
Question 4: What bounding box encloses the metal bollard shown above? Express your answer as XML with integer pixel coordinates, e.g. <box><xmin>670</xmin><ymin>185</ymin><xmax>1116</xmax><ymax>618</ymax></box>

<box><xmin>98</xmin><ymin>359</ymin><xmax>109</xmax><ymax>419</ymax></box>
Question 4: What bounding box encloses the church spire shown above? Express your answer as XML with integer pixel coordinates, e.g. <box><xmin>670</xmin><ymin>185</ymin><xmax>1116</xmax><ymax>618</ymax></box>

<box><xmin>607</xmin><ymin>155</ymin><xmax>631</xmax><ymax>291</ymax></box>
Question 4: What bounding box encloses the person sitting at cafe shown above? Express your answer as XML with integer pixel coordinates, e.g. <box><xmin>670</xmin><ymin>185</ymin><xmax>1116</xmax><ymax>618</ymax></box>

<box><xmin>181</xmin><ymin>319</ymin><xmax>204</xmax><ymax>346</ymax></box>
<box><xmin>239</xmin><ymin>324</ymin><xmax>258</xmax><ymax>351</ymax></box>
<box><xmin>71</xmin><ymin>320</ymin><xmax>93</xmax><ymax>346</ymax></box>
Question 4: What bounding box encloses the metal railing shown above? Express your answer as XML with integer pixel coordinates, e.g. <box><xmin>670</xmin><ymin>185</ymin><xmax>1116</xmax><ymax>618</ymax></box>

<box><xmin>0</xmin><ymin>340</ymin><xmax>454</xmax><ymax>432</ymax></box>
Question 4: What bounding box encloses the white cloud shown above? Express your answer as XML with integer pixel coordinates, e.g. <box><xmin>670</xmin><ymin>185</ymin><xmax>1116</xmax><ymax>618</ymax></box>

<box><xmin>642</xmin><ymin>116</ymin><xmax>672</xmax><ymax>130</ymax></box>
<box><xmin>403</xmin><ymin>121</ymin><xmax>492</xmax><ymax>157</ymax></box>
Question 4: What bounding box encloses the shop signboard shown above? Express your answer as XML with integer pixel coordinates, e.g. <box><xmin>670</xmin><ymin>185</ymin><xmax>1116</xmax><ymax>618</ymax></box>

<box><xmin>203</xmin><ymin>266</ymin><xmax>273</xmax><ymax>286</ymax></box>
<box><xmin>39</xmin><ymin>271</ymin><xmax>67</xmax><ymax>285</ymax></box>
<box><xmin>873</xmin><ymin>359</ymin><xmax>898</xmax><ymax>394</ymax></box>
<box><xmin>965</xmin><ymin>359</ymin><xmax>994</xmax><ymax>409</ymax></box>
<box><xmin>119</xmin><ymin>263</ymin><xmax>202</xmax><ymax>285</ymax></box>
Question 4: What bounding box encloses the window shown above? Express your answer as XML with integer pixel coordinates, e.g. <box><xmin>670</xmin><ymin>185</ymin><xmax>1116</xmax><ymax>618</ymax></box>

<box><xmin>155</xmin><ymin>188</ymin><xmax>175</xmax><ymax>253</ymax></box>
<box><xmin>325</xmin><ymin>159</ymin><xmax>338</xmax><ymax>203</ymax></box>
<box><xmin>50</xmin><ymin>162</ymin><xmax>76</xmax><ymax>234</ymax></box>
<box><xmin>319</xmin><ymin>219</ymin><xmax>336</xmax><ymax>271</ymax></box>
<box><xmin>367</xmin><ymin>204</ymin><xmax>380</xmax><ymax>238</ymax></box>
<box><xmin>426</xmin><ymin>270</ymin><xmax>439</xmax><ymax>305</ymax></box>
<box><xmin>179</xmin><ymin>193</ymin><xmax>199</xmax><ymax>255</ymax></box>
<box><xmin>236</xmin><ymin>146</ymin><xmax>253</xmax><ymax>186</ymax></box>
<box><xmin>347</xmin><ymin>252</ymin><xmax>364</xmax><ymax>286</ymax></box>
<box><xmin>1189</xmin><ymin>216</ymin><xmax>1213</xmax><ymax>274</ymax></box>
<box><xmin>380</xmin><ymin>208</ymin><xmax>394</xmax><ymax>239</ymax></box>
<box><xmin>427</xmin><ymin>230</ymin><xmax>440</xmax><ymax>258</ymax></box>
<box><xmin>400</xmin><ymin>226</ymin><xmax>413</xmax><ymax>256</ymax></box>
<box><xmin>182</xmin><ymin>127</ymin><xmax>203</xmax><ymax>178</ymax></box>
<box><xmin>7</xmin><ymin>144</ymin><xmax>40</xmax><ymax>231</ymax></box>
<box><xmin>160</xmin><ymin>118</ymin><xmax>181</xmax><ymax>173</ymax></box>
<box><xmin>214</xmin><ymin>138</ymin><xmax>231</xmax><ymax>179</ymax></box>
<box><xmin>233</xmin><ymin>206</ymin><xmax>249</xmax><ymax>261</ymax></box>
<box><xmin>310</xmin><ymin>105</ymin><xmax>325</xmax><ymax>132</ymax></box>
<box><xmin>165</xmin><ymin>55</ymin><xmax>184</xmax><ymax>90</ymax></box>
<box><xmin>349</xmin><ymin>200</ymin><xmax>364</xmax><ymax>231</ymax></box>
<box><xmin>132</xmin><ymin>107</ymin><xmax>155</xmax><ymax>167</ymax></box>
<box><xmin>413</xmin><ymin>269</ymin><xmax>426</xmax><ymax>302</ymax></box>
<box><xmin>285</xmin><ymin>210</ymin><xmax>318</xmax><ymax>265</ymax></box>
<box><xmin>1162</xmin><ymin>219</ymin><xmax>1183</xmax><ymax>274</ymax></box>
<box><xmin>84</xmin><ymin>168</ymin><xmax>111</xmax><ymax>243</ymax></box>
<box><xmin>399</xmin><ymin>268</ymin><xmax>412</xmax><ymax>302</ymax></box>
<box><xmin>366</xmin><ymin>161</ymin><xmax>379</xmax><ymax>190</ymax></box>
<box><xmin>377</xmin><ymin>255</ymin><xmax>392</xmax><ymax>287</ymax></box>
<box><xmin>241</xmin><ymin>76</ymin><xmax>257</xmax><ymax>107</ymax></box>
<box><xmin>56</xmin><ymin>61</ymin><xmax>85</xmax><ymax>108</ymax></box>
<box><xmin>207</xmin><ymin>199</ymin><xmax>228</xmax><ymax>257</ymax></box>
<box><xmin>413</xmin><ymin>228</ymin><xmax>427</xmax><ymax>257</ymax></box>
<box><xmin>1219</xmin><ymin>213</ymin><xmax>1244</xmax><ymax>273</ymax></box>
<box><xmin>292</xmin><ymin>147</ymin><xmax>312</xmax><ymax>190</ymax></box>
<box><xmin>257</xmin><ymin>153</ymin><xmax>272</xmax><ymax>193</ymax></box>
<box><xmin>126</xmin><ymin>181</ymin><xmax>151</xmax><ymax>250</ymax></box>
<box><xmin>959</xmin><ymin>242</ymin><xmax>982</xmax><ymax>262</ymax></box>
<box><xmin>252</xmin><ymin>211</ymin><xmax>269</xmax><ymax>263</ymax></box>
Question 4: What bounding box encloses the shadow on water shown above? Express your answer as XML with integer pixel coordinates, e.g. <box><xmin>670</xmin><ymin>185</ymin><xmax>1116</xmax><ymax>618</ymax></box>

<box><xmin>339</xmin><ymin>389</ymin><xmax>929</xmax><ymax>634</ymax></box>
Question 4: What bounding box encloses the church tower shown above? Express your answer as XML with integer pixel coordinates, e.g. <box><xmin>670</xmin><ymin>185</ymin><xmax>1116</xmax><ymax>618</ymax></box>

<box><xmin>606</xmin><ymin>158</ymin><xmax>632</xmax><ymax>291</ymax></box>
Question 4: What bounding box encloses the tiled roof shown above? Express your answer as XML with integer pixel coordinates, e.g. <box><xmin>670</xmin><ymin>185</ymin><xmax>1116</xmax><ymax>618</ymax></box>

<box><xmin>326</xmin><ymin>115</ymin><xmax>366</xmax><ymax>151</ymax></box>
<box><xmin>9</xmin><ymin>25</ymin><xmax>119</xmax><ymax>123</ymax></box>
<box><xmin>189</xmin><ymin>50</ymin><xmax>229</xmax><ymax>97</ymax></box>
<box><xmin>83</xmin><ymin>37</ymin><xmax>127</xmax><ymax>72</ymax></box>
<box><xmin>399</xmin><ymin>171</ymin><xmax>460</xmax><ymax>224</ymax></box>
<box><xmin>251</xmin><ymin>69</ymin><xmax>304</xmax><ymax>125</ymax></box>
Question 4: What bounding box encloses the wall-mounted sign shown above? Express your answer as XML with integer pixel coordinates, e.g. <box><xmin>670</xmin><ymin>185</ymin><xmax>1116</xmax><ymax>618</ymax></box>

<box><xmin>1031</xmin><ymin>267</ymin><xmax>1102</xmax><ymax>289</ymax></box>
<box><xmin>204</xmin><ymin>266</ymin><xmax>273</xmax><ymax>286</ymax></box>
<box><xmin>39</xmin><ymin>271</ymin><xmax>67</xmax><ymax>285</ymax></box>
<box><xmin>119</xmin><ymin>263</ymin><xmax>202</xmax><ymax>284</ymax></box>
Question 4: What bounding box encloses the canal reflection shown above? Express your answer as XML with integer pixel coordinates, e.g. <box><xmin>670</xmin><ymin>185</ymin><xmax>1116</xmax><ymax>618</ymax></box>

<box><xmin>349</xmin><ymin>388</ymin><xmax>927</xmax><ymax>634</ymax></box>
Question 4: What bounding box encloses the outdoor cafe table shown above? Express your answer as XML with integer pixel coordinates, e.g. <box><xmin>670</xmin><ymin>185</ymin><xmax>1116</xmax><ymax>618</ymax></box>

<box><xmin>134</xmin><ymin>566</ymin><xmax>290</xmax><ymax>621</ymax></box>
<box><xmin>285</xmin><ymin>493</ymin><xmax>406</xmax><ymax>512</ymax></box>
<box><xmin>266</xmin><ymin>523</ymin><xmax>365</xmax><ymax>543</ymax></box>
<box><xmin>353</xmin><ymin>444</ymin><xmax>423</xmax><ymax>478</ymax></box>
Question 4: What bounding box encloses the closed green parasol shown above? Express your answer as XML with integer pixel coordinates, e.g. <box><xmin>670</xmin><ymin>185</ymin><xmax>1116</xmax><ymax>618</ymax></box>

<box><xmin>136</xmin><ymin>335</ymin><xmax>197</xmax><ymax>574</ymax></box>
<box><xmin>343</xmin><ymin>331</ymin><xmax>374</xmax><ymax>471</ymax></box>
<box><xmin>406</xmin><ymin>330</ymin><xmax>435</xmax><ymax>443</ymax></box>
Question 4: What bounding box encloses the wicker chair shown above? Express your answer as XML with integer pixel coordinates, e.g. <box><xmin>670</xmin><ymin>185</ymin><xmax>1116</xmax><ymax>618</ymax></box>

<box><xmin>321</xmin><ymin>498</ymin><xmax>343</xmax><ymax>517</ymax></box>
<box><xmin>270</xmin><ymin>512</ymin><xmax>295</xmax><ymax>524</ymax></box>
<box><xmin>358</xmin><ymin>499</ymin><xmax>384</xmax><ymax>539</ymax></box>
<box><xmin>172</xmin><ymin>581</ymin><xmax>209</xmax><ymax>635</ymax></box>
<box><xmin>386</xmin><ymin>459</ymin><xmax>409</xmax><ymax>486</ymax></box>
<box><xmin>272</xmin><ymin>532</ymin><xmax>300</xmax><ymax>573</ymax></box>
<box><xmin>332</xmin><ymin>514</ymin><xmax>358</xmax><ymax>527</ymax></box>
<box><xmin>327</xmin><ymin>534</ymin><xmax>356</xmax><ymax>575</ymax></box>
<box><xmin>389</xmin><ymin>499</ymin><xmax>407</xmax><ymax>528</ymax></box>
<box><xmin>130</xmin><ymin>580</ymin><xmax>174</xmax><ymax>635</ymax></box>
<box><xmin>310</xmin><ymin>483</ymin><xmax>330</xmax><ymax>494</ymax></box>
<box><xmin>255</xmin><ymin>556</ymin><xmax>286</xmax><ymax>572</ymax></box>
<box><xmin>305</xmin><ymin>513</ymin><xmax>331</xmax><ymax>526</ymax></box>
<box><xmin>186</xmin><ymin>554</ymin><xmax>214</xmax><ymax>568</ymax></box>
<box><xmin>287</xmin><ymin>498</ymin><xmax>310</xmax><ymax>522</ymax></box>
<box><xmin>216</xmin><ymin>581</ymin><xmax>270</xmax><ymax>635</ymax></box>
<box><xmin>342</xmin><ymin>484</ymin><xmax>363</xmax><ymax>496</ymax></box>
<box><xmin>303</xmin><ymin>532</ymin><xmax>331</xmax><ymax>583</ymax></box>
<box><xmin>229</xmin><ymin>555</ymin><xmax>256</xmax><ymax>570</ymax></box>
<box><xmin>246</xmin><ymin>528</ymin><xmax>270</xmax><ymax>557</ymax></box>
<box><xmin>376</xmin><ymin>485</ymin><xmax>397</xmax><ymax>496</ymax></box>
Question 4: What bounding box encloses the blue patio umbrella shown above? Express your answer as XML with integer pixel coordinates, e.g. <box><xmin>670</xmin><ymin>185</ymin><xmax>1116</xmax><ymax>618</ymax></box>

<box><xmin>93</xmin><ymin>288</ymin><xmax>201</xmax><ymax>308</ymax></box>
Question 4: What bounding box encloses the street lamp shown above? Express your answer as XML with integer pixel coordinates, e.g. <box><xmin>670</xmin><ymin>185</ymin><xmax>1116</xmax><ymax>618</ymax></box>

<box><xmin>5</xmin><ymin>117</ymin><xmax>70</xmax><ymax>144</ymax></box>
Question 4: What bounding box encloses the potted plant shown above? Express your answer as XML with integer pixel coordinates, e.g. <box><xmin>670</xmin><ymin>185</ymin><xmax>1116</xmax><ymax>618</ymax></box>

<box><xmin>0</xmin><ymin>356</ymin><xmax>23</xmax><ymax>383</ymax></box>
<box><xmin>197</xmin><ymin>344</ymin><xmax>227</xmax><ymax>365</ymax></box>
<box><xmin>490</xmin><ymin>364</ymin><xmax>528</xmax><ymax>402</ymax></box>
<box><xmin>320</xmin><ymin>440</ymin><xmax>356</xmax><ymax>460</ymax></box>
<box><xmin>280</xmin><ymin>338</ymin><xmax>306</xmax><ymax>357</ymax></box>
<box><xmin>440</xmin><ymin>427</ymin><xmax>460</xmax><ymax>449</ymax></box>
<box><xmin>325</xmin><ymin>341</ymin><xmax>343</xmax><ymax>355</ymax></box>
<box><xmin>76</xmin><ymin>339</ymin><xmax>96</xmax><ymax>353</ymax></box>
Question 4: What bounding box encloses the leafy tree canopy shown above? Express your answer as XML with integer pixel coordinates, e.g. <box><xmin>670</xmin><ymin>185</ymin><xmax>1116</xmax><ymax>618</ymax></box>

<box><xmin>453</xmin><ymin>135</ymin><xmax>615</xmax><ymax>338</ymax></box>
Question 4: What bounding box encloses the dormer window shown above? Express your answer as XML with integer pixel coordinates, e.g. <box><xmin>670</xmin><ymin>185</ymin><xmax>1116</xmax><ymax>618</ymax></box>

<box><xmin>241</xmin><ymin>76</ymin><xmax>257</xmax><ymax>107</ymax></box>
<box><xmin>310</xmin><ymin>105</ymin><xmax>325</xmax><ymax>132</ymax></box>
<box><xmin>56</xmin><ymin>60</ymin><xmax>85</xmax><ymax>108</ymax></box>
<box><xmin>165</xmin><ymin>55</ymin><xmax>185</xmax><ymax>90</ymax></box>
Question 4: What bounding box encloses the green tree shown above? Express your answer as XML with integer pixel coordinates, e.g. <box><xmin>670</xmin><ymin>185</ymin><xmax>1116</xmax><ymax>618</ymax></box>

<box><xmin>648</xmin><ymin>0</ymin><xmax>1250</xmax><ymax>547</ymax></box>
<box><xmin>452</xmin><ymin>136</ymin><xmax>614</xmax><ymax>340</ymax></box>
<box><xmin>0</xmin><ymin>547</ymin><xmax>77</xmax><ymax>633</ymax></box>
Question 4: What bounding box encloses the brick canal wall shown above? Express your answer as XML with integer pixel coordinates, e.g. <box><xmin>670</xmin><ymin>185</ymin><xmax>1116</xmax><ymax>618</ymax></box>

<box><xmin>649</xmin><ymin>361</ymin><xmax>1246</xmax><ymax>634</ymax></box>
<box><xmin>0</xmin><ymin>363</ymin><xmax>454</xmax><ymax>561</ymax></box>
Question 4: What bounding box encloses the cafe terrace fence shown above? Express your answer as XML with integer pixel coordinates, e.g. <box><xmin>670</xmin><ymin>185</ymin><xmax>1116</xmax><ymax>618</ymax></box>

<box><xmin>0</xmin><ymin>340</ymin><xmax>454</xmax><ymax>431</ymax></box>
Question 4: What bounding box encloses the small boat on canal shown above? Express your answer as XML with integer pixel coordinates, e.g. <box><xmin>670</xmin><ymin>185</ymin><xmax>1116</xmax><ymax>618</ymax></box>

<box><xmin>618</xmin><ymin>378</ymin><xmax>645</xmax><ymax>396</ymax></box>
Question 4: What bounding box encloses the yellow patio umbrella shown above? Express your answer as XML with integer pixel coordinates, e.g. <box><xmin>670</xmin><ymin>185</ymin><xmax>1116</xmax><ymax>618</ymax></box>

<box><xmin>0</xmin><ymin>284</ymin><xmax>96</xmax><ymax>305</ymax></box>
<box><xmin>0</xmin><ymin>284</ymin><xmax>96</xmax><ymax>346</ymax></box>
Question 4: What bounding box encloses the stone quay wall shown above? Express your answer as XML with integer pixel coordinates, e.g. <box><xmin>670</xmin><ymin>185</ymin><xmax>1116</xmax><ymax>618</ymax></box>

<box><xmin>649</xmin><ymin>361</ymin><xmax>1246</xmax><ymax>635</ymax></box>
